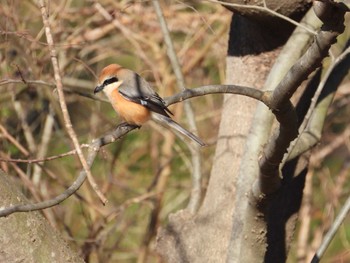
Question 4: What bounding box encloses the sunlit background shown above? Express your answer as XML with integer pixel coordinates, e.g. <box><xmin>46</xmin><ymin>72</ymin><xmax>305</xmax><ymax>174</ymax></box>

<box><xmin>0</xmin><ymin>1</ymin><xmax>349</xmax><ymax>262</ymax></box>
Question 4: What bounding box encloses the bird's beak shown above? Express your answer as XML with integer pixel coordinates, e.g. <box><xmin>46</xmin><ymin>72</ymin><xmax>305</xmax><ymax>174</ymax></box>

<box><xmin>94</xmin><ymin>84</ymin><xmax>104</xmax><ymax>94</ymax></box>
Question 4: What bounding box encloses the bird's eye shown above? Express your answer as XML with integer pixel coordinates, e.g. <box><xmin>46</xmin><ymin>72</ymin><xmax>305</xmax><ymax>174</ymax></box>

<box><xmin>103</xmin><ymin>77</ymin><xmax>119</xmax><ymax>86</ymax></box>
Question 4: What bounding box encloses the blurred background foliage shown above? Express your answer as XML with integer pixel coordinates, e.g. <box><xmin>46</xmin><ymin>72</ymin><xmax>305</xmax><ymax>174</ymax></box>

<box><xmin>0</xmin><ymin>1</ymin><xmax>349</xmax><ymax>262</ymax></box>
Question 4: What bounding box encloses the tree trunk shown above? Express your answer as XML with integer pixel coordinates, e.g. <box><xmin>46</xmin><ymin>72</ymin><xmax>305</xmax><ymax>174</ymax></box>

<box><xmin>156</xmin><ymin>1</ymin><xmax>321</xmax><ymax>262</ymax></box>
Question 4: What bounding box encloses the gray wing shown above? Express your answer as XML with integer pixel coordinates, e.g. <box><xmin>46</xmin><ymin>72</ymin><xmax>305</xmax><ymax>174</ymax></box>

<box><xmin>118</xmin><ymin>71</ymin><xmax>173</xmax><ymax>117</ymax></box>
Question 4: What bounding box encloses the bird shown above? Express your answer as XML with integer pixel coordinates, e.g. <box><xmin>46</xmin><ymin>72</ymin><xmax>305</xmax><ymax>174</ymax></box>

<box><xmin>94</xmin><ymin>64</ymin><xmax>206</xmax><ymax>147</ymax></box>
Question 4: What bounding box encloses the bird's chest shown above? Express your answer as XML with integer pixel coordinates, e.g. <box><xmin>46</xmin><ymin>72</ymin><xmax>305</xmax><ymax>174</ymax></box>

<box><xmin>109</xmin><ymin>89</ymin><xmax>151</xmax><ymax>125</ymax></box>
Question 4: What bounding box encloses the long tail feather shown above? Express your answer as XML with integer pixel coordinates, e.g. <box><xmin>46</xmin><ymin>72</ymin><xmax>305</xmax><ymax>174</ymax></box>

<box><xmin>152</xmin><ymin>113</ymin><xmax>206</xmax><ymax>147</ymax></box>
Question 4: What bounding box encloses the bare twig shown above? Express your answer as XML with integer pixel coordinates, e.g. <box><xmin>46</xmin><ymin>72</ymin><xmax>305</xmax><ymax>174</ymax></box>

<box><xmin>3</xmin><ymin>157</ymin><xmax>58</xmax><ymax>224</ymax></box>
<box><xmin>0</xmin><ymin>147</ymin><xmax>87</xmax><ymax>164</ymax></box>
<box><xmin>2</xmin><ymin>78</ymin><xmax>267</xmax><ymax>106</ymax></box>
<box><xmin>0</xmin><ymin>79</ymin><xmax>55</xmax><ymax>87</ymax></box>
<box><xmin>0</xmin><ymin>84</ymin><xmax>267</xmax><ymax>165</ymax></box>
<box><xmin>152</xmin><ymin>0</ymin><xmax>203</xmax><ymax>213</ymax></box>
<box><xmin>164</xmin><ymin>84</ymin><xmax>268</xmax><ymax>106</ymax></box>
<box><xmin>312</xmin><ymin>126</ymin><xmax>350</xmax><ymax>165</ymax></box>
<box><xmin>297</xmin><ymin>169</ymin><xmax>313</xmax><ymax>262</ymax></box>
<box><xmin>93</xmin><ymin>2</ymin><xmax>161</xmax><ymax>84</ymax></box>
<box><xmin>0</xmin><ymin>77</ymin><xmax>106</xmax><ymax>103</ymax></box>
<box><xmin>182</xmin><ymin>22</ymin><xmax>229</xmax><ymax>75</ymax></box>
<box><xmin>4</xmin><ymin>154</ymin><xmax>42</xmax><ymax>203</ymax></box>
<box><xmin>0</xmin><ymin>149</ymin><xmax>96</xmax><ymax>217</ymax></box>
<box><xmin>37</xmin><ymin>0</ymin><xmax>107</xmax><ymax>204</ymax></box>
<box><xmin>0</xmin><ymin>124</ymin><xmax>136</xmax><ymax>217</ymax></box>
<box><xmin>0</xmin><ymin>124</ymin><xmax>29</xmax><ymax>156</ymax></box>
<box><xmin>32</xmin><ymin>107</ymin><xmax>55</xmax><ymax>185</ymax></box>
<box><xmin>311</xmin><ymin>192</ymin><xmax>350</xmax><ymax>263</ymax></box>
<box><xmin>12</xmin><ymin>99</ymin><xmax>37</xmax><ymax>153</ymax></box>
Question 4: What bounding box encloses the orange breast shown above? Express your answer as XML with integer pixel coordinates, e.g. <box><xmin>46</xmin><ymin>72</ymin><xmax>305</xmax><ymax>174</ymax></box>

<box><xmin>110</xmin><ymin>89</ymin><xmax>151</xmax><ymax>125</ymax></box>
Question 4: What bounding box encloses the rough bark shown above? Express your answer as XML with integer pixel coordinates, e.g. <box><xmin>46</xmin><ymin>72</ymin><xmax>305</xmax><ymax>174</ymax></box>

<box><xmin>221</xmin><ymin>0</ymin><xmax>312</xmax><ymax>20</ymax></box>
<box><xmin>0</xmin><ymin>170</ymin><xmax>84</xmax><ymax>263</ymax></box>
<box><xmin>156</xmin><ymin>9</ymin><xmax>296</xmax><ymax>262</ymax></box>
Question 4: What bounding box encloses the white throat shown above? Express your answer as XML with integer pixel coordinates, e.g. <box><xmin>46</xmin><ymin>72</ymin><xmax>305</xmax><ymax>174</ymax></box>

<box><xmin>103</xmin><ymin>81</ymin><xmax>122</xmax><ymax>98</ymax></box>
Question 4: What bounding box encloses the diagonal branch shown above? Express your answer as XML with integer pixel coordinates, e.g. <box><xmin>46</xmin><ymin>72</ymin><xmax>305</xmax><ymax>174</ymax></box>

<box><xmin>152</xmin><ymin>0</ymin><xmax>203</xmax><ymax>213</ymax></box>
<box><xmin>0</xmin><ymin>125</ymin><xmax>136</xmax><ymax>217</ymax></box>
<box><xmin>37</xmin><ymin>0</ymin><xmax>107</xmax><ymax>204</ymax></box>
<box><xmin>287</xmin><ymin>44</ymin><xmax>350</xmax><ymax>161</ymax></box>
<box><xmin>270</xmin><ymin>1</ymin><xmax>347</xmax><ymax>109</ymax></box>
<box><xmin>311</xmin><ymin>193</ymin><xmax>350</xmax><ymax>263</ymax></box>
<box><xmin>256</xmin><ymin>0</ymin><xmax>348</xmax><ymax>197</ymax></box>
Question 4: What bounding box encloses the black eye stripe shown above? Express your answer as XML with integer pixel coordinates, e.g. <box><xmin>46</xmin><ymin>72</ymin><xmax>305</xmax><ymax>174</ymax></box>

<box><xmin>103</xmin><ymin>77</ymin><xmax>119</xmax><ymax>86</ymax></box>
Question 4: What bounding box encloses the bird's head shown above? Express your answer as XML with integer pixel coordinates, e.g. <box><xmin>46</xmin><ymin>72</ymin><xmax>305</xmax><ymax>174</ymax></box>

<box><xmin>94</xmin><ymin>64</ymin><xmax>124</xmax><ymax>94</ymax></box>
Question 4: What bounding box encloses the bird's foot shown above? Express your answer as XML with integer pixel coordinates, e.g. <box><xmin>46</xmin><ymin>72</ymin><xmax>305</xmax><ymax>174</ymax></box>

<box><xmin>118</xmin><ymin>122</ymin><xmax>141</xmax><ymax>129</ymax></box>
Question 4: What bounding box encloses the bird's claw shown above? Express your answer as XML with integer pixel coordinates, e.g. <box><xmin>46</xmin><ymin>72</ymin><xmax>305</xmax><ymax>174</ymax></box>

<box><xmin>118</xmin><ymin>122</ymin><xmax>141</xmax><ymax>129</ymax></box>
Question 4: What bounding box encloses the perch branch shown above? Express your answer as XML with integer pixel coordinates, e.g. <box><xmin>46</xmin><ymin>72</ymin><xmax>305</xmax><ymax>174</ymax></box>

<box><xmin>0</xmin><ymin>84</ymin><xmax>267</xmax><ymax>165</ymax></box>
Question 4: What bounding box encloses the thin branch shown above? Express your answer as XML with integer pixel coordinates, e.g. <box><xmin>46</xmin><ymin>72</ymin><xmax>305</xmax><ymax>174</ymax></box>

<box><xmin>311</xmin><ymin>125</ymin><xmax>350</xmax><ymax>166</ymax></box>
<box><xmin>0</xmin><ymin>83</ymin><xmax>272</xmax><ymax>216</ymax></box>
<box><xmin>1</xmin><ymin>77</ymin><xmax>266</xmax><ymax>106</ymax></box>
<box><xmin>32</xmin><ymin>106</ymin><xmax>55</xmax><ymax>185</ymax></box>
<box><xmin>0</xmin><ymin>147</ymin><xmax>85</xmax><ymax>164</ymax></box>
<box><xmin>93</xmin><ymin>2</ymin><xmax>161</xmax><ymax>83</ymax></box>
<box><xmin>4</xmin><ymin>154</ymin><xmax>42</xmax><ymax>203</ymax></box>
<box><xmin>0</xmin><ymin>124</ymin><xmax>29</xmax><ymax>156</ymax></box>
<box><xmin>37</xmin><ymin>0</ymin><xmax>107</xmax><ymax>205</ymax></box>
<box><xmin>0</xmin><ymin>79</ymin><xmax>55</xmax><ymax>87</ymax></box>
<box><xmin>297</xmin><ymin>169</ymin><xmax>314</xmax><ymax>262</ymax></box>
<box><xmin>0</xmin><ymin>84</ymin><xmax>267</xmax><ymax>165</ymax></box>
<box><xmin>0</xmin><ymin>148</ymin><xmax>96</xmax><ymax>217</ymax></box>
<box><xmin>0</xmin><ymin>124</ymin><xmax>136</xmax><ymax>217</ymax></box>
<box><xmin>12</xmin><ymin>99</ymin><xmax>37</xmax><ymax>153</ymax></box>
<box><xmin>0</xmin><ymin>78</ymin><xmax>106</xmax><ymax>102</ymax></box>
<box><xmin>152</xmin><ymin>0</ymin><xmax>203</xmax><ymax>213</ymax></box>
<box><xmin>311</xmin><ymin>192</ymin><xmax>350</xmax><ymax>263</ymax></box>
<box><xmin>164</xmin><ymin>84</ymin><xmax>268</xmax><ymax>106</ymax></box>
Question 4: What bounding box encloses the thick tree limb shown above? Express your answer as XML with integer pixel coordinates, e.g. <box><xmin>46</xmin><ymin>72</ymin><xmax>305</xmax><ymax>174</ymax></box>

<box><xmin>287</xmin><ymin>44</ymin><xmax>350</xmax><ymax>160</ymax></box>
<box><xmin>256</xmin><ymin>0</ymin><xmax>348</xmax><ymax>196</ymax></box>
